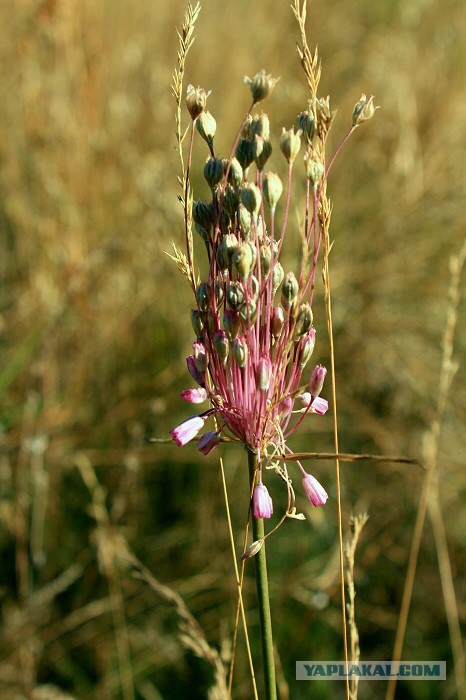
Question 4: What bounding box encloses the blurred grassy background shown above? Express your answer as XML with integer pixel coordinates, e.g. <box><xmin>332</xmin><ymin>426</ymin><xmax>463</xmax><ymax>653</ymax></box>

<box><xmin>0</xmin><ymin>0</ymin><xmax>465</xmax><ymax>698</ymax></box>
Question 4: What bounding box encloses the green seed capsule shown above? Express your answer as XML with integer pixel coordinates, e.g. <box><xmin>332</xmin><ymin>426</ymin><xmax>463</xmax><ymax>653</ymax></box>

<box><xmin>224</xmin><ymin>310</ymin><xmax>241</xmax><ymax>341</ymax></box>
<box><xmin>236</xmin><ymin>139</ymin><xmax>254</xmax><ymax>170</ymax></box>
<box><xmin>216</xmin><ymin>233</ymin><xmax>238</xmax><ymax>271</ymax></box>
<box><xmin>272</xmin><ymin>261</ymin><xmax>284</xmax><ymax>293</ymax></box>
<box><xmin>226</xmin><ymin>281</ymin><xmax>244</xmax><ymax>310</ymax></box>
<box><xmin>262</xmin><ymin>172</ymin><xmax>283</xmax><ymax>211</ymax></box>
<box><xmin>232</xmin><ymin>242</ymin><xmax>254</xmax><ymax>279</ymax></box>
<box><xmin>239</xmin><ymin>299</ymin><xmax>257</xmax><ymax>327</ymax></box>
<box><xmin>204</xmin><ymin>158</ymin><xmax>224</xmax><ymax>189</ymax></box>
<box><xmin>196</xmin><ymin>282</ymin><xmax>212</xmax><ymax>311</ymax></box>
<box><xmin>294</xmin><ymin>303</ymin><xmax>313</xmax><ymax>336</ymax></box>
<box><xmin>191</xmin><ymin>309</ymin><xmax>206</xmax><ymax>337</ymax></box>
<box><xmin>281</xmin><ymin>272</ymin><xmax>299</xmax><ymax>308</ymax></box>
<box><xmin>232</xmin><ymin>337</ymin><xmax>248</xmax><ymax>368</ymax></box>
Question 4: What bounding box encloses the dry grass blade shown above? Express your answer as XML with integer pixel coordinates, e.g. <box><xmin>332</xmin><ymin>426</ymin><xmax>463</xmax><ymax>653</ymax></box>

<box><xmin>344</xmin><ymin>513</ymin><xmax>369</xmax><ymax>700</ymax></box>
<box><xmin>280</xmin><ymin>452</ymin><xmax>421</xmax><ymax>467</ymax></box>
<box><xmin>123</xmin><ymin>553</ymin><xmax>228</xmax><ymax>700</ymax></box>
<box><xmin>386</xmin><ymin>236</ymin><xmax>466</xmax><ymax>700</ymax></box>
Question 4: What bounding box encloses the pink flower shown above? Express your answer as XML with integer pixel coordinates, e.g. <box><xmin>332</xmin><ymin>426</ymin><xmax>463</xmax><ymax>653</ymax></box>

<box><xmin>253</xmin><ymin>482</ymin><xmax>273</xmax><ymax>519</ymax></box>
<box><xmin>299</xmin><ymin>393</ymin><xmax>329</xmax><ymax>415</ymax></box>
<box><xmin>181</xmin><ymin>387</ymin><xmax>209</xmax><ymax>404</ymax></box>
<box><xmin>170</xmin><ymin>415</ymin><xmax>206</xmax><ymax>446</ymax></box>
<box><xmin>186</xmin><ymin>355</ymin><xmax>205</xmax><ymax>386</ymax></box>
<box><xmin>197</xmin><ymin>430</ymin><xmax>220</xmax><ymax>455</ymax></box>
<box><xmin>302</xmin><ymin>472</ymin><xmax>328</xmax><ymax>507</ymax></box>
<box><xmin>309</xmin><ymin>364</ymin><xmax>327</xmax><ymax>398</ymax></box>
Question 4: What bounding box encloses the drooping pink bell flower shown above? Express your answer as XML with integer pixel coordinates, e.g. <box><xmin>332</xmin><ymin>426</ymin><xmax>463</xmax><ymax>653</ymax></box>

<box><xmin>299</xmin><ymin>393</ymin><xmax>329</xmax><ymax>415</ymax></box>
<box><xmin>302</xmin><ymin>471</ymin><xmax>328</xmax><ymax>507</ymax></box>
<box><xmin>181</xmin><ymin>387</ymin><xmax>209</xmax><ymax>404</ymax></box>
<box><xmin>253</xmin><ymin>482</ymin><xmax>274</xmax><ymax>519</ymax></box>
<box><xmin>309</xmin><ymin>364</ymin><xmax>327</xmax><ymax>398</ymax></box>
<box><xmin>186</xmin><ymin>355</ymin><xmax>205</xmax><ymax>386</ymax></box>
<box><xmin>170</xmin><ymin>415</ymin><xmax>206</xmax><ymax>446</ymax></box>
<box><xmin>197</xmin><ymin>430</ymin><xmax>220</xmax><ymax>455</ymax></box>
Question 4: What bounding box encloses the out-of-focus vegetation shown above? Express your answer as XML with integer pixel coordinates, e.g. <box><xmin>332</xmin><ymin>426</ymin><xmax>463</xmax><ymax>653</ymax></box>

<box><xmin>1</xmin><ymin>0</ymin><xmax>465</xmax><ymax>698</ymax></box>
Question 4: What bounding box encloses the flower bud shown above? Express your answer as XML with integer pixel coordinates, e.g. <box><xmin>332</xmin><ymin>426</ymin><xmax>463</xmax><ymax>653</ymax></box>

<box><xmin>235</xmin><ymin>138</ymin><xmax>254</xmax><ymax>170</ymax></box>
<box><xmin>181</xmin><ymin>387</ymin><xmax>208</xmax><ymax>404</ymax></box>
<box><xmin>227</xmin><ymin>157</ymin><xmax>243</xmax><ymax>189</ymax></box>
<box><xmin>196</xmin><ymin>282</ymin><xmax>212</xmax><ymax>311</ymax></box>
<box><xmin>252</xmin><ymin>136</ymin><xmax>272</xmax><ymax>170</ymax></box>
<box><xmin>232</xmin><ymin>241</ymin><xmax>254</xmax><ymax>278</ymax></box>
<box><xmin>187</xmin><ymin>355</ymin><xmax>205</xmax><ymax>386</ymax></box>
<box><xmin>216</xmin><ymin>233</ymin><xmax>238</xmax><ymax>271</ymax></box>
<box><xmin>281</xmin><ymin>272</ymin><xmax>299</xmax><ymax>308</ymax></box>
<box><xmin>213</xmin><ymin>330</ymin><xmax>229</xmax><ymax>365</ymax></box>
<box><xmin>197</xmin><ymin>430</ymin><xmax>220</xmax><ymax>456</ymax></box>
<box><xmin>298</xmin><ymin>328</ymin><xmax>316</xmax><ymax>367</ymax></box>
<box><xmin>223</xmin><ymin>184</ymin><xmax>240</xmax><ymax>217</ymax></box>
<box><xmin>253</xmin><ymin>482</ymin><xmax>273</xmax><ymax>518</ymax></box>
<box><xmin>191</xmin><ymin>309</ymin><xmax>206</xmax><ymax>337</ymax></box>
<box><xmin>280</xmin><ymin>127</ymin><xmax>301</xmax><ymax>164</ymax></box>
<box><xmin>278</xmin><ymin>396</ymin><xmax>293</xmax><ymax>419</ymax></box>
<box><xmin>256</xmin><ymin>356</ymin><xmax>272</xmax><ymax>391</ymax></box>
<box><xmin>250</xmin><ymin>113</ymin><xmax>271</xmax><ymax>140</ymax></box>
<box><xmin>352</xmin><ymin>94</ymin><xmax>378</xmax><ymax>127</ymax></box>
<box><xmin>239</xmin><ymin>298</ymin><xmax>257</xmax><ymax>327</ymax></box>
<box><xmin>226</xmin><ymin>281</ymin><xmax>244</xmax><ymax>310</ymax></box>
<box><xmin>195</xmin><ymin>223</ymin><xmax>209</xmax><ymax>245</ymax></box>
<box><xmin>238</xmin><ymin>203</ymin><xmax>252</xmax><ymax>239</ymax></box>
<box><xmin>295</xmin><ymin>303</ymin><xmax>313</xmax><ymax>336</ymax></box>
<box><xmin>309</xmin><ymin>364</ymin><xmax>327</xmax><ymax>397</ymax></box>
<box><xmin>262</xmin><ymin>172</ymin><xmax>283</xmax><ymax>211</ymax></box>
<box><xmin>249</xmin><ymin>274</ymin><xmax>259</xmax><ymax>300</ymax></box>
<box><xmin>244</xmin><ymin>70</ymin><xmax>279</xmax><ymax>104</ymax></box>
<box><xmin>296</xmin><ymin>108</ymin><xmax>316</xmax><ymax>145</ymax></box>
<box><xmin>272</xmin><ymin>262</ymin><xmax>284</xmax><ymax>293</ymax></box>
<box><xmin>186</xmin><ymin>84</ymin><xmax>209</xmax><ymax>120</ymax></box>
<box><xmin>214</xmin><ymin>280</ymin><xmax>224</xmax><ymax>305</ymax></box>
<box><xmin>271</xmin><ymin>306</ymin><xmax>285</xmax><ymax>338</ymax></box>
<box><xmin>260</xmin><ymin>245</ymin><xmax>272</xmax><ymax>278</ymax></box>
<box><xmin>193</xmin><ymin>199</ymin><xmax>213</xmax><ymax>230</ymax></box>
<box><xmin>170</xmin><ymin>414</ymin><xmax>206</xmax><ymax>446</ymax></box>
<box><xmin>193</xmin><ymin>341</ymin><xmax>208</xmax><ymax>373</ymax></box>
<box><xmin>232</xmin><ymin>337</ymin><xmax>248</xmax><ymax>368</ymax></box>
<box><xmin>204</xmin><ymin>157</ymin><xmax>224</xmax><ymax>189</ymax></box>
<box><xmin>241</xmin><ymin>183</ymin><xmax>262</xmax><ymax>219</ymax></box>
<box><xmin>304</xmin><ymin>154</ymin><xmax>325</xmax><ymax>188</ymax></box>
<box><xmin>196</xmin><ymin>110</ymin><xmax>216</xmax><ymax>147</ymax></box>
<box><xmin>302</xmin><ymin>472</ymin><xmax>328</xmax><ymax>507</ymax></box>
<box><xmin>224</xmin><ymin>310</ymin><xmax>241</xmax><ymax>341</ymax></box>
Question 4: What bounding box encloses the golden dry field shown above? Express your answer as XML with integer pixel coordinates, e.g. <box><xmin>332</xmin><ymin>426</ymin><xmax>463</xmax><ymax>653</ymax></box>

<box><xmin>0</xmin><ymin>0</ymin><xmax>465</xmax><ymax>698</ymax></box>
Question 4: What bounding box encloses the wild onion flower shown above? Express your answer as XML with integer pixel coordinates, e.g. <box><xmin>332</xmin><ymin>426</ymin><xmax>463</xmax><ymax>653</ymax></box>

<box><xmin>167</xmin><ymin>68</ymin><xmax>373</xmax><ymax>516</ymax></box>
<box><xmin>168</xmin><ymin>5</ymin><xmax>378</xmax><ymax>696</ymax></box>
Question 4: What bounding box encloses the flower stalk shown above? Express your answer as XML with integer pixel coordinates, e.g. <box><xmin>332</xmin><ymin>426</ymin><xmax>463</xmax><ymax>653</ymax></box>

<box><xmin>247</xmin><ymin>448</ymin><xmax>277</xmax><ymax>700</ymax></box>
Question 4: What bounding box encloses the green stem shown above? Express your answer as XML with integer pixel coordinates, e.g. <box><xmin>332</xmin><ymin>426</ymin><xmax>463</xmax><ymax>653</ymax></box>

<box><xmin>247</xmin><ymin>448</ymin><xmax>277</xmax><ymax>700</ymax></box>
